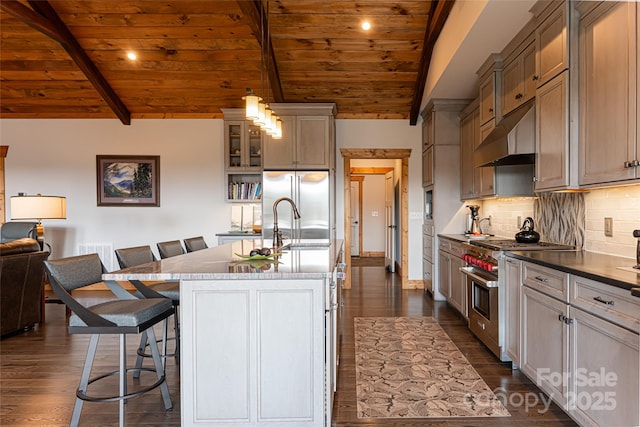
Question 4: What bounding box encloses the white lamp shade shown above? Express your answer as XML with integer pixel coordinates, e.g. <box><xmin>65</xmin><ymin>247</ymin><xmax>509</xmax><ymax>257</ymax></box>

<box><xmin>11</xmin><ymin>195</ymin><xmax>66</xmax><ymax>220</ymax></box>
<box><xmin>254</xmin><ymin>102</ymin><xmax>266</xmax><ymax>126</ymax></box>
<box><xmin>242</xmin><ymin>93</ymin><xmax>261</xmax><ymax>120</ymax></box>
<box><xmin>262</xmin><ymin>107</ymin><xmax>272</xmax><ymax>132</ymax></box>
<box><xmin>272</xmin><ymin>118</ymin><xmax>283</xmax><ymax>139</ymax></box>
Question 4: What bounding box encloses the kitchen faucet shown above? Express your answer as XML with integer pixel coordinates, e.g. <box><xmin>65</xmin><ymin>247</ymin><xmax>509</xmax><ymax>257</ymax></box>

<box><xmin>272</xmin><ymin>197</ymin><xmax>301</xmax><ymax>248</ymax></box>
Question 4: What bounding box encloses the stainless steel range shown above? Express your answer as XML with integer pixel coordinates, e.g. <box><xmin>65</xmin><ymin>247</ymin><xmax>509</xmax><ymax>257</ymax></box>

<box><xmin>460</xmin><ymin>238</ymin><xmax>574</xmax><ymax>361</ymax></box>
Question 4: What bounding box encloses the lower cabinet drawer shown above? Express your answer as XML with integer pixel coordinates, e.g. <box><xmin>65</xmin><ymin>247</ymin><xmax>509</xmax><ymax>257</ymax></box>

<box><xmin>570</xmin><ymin>275</ymin><xmax>640</xmax><ymax>333</ymax></box>
<box><xmin>523</xmin><ymin>261</ymin><xmax>569</xmax><ymax>302</ymax></box>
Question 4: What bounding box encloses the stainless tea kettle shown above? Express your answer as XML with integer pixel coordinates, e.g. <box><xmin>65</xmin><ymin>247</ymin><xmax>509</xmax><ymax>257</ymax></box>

<box><xmin>515</xmin><ymin>217</ymin><xmax>540</xmax><ymax>243</ymax></box>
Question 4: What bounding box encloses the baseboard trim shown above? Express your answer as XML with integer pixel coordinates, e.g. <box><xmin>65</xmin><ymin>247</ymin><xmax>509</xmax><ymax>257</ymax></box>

<box><xmin>404</xmin><ymin>280</ymin><xmax>424</xmax><ymax>290</ymax></box>
<box><xmin>359</xmin><ymin>251</ymin><xmax>384</xmax><ymax>257</ymax></box>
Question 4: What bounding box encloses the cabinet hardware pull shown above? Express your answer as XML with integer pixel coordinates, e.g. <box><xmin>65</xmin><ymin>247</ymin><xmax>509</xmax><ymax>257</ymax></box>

<box><xmin>488</xmin><ymin>108</ymin><xmax>493</xmax><ymax>113</ymax></box>
<box><xmin>564</xmin><ymin>317</ymin><xmax>574</xmax><ymax>325</ymax></box>
<box><xmin>515</xmin><ymin>93</ymin><xmax>523</xmax><ymax>100</ymax></box>
<box><xmin>593</xmin><ymin>296</ymin><xmax>614</xmax><ymax>306</ymax></box>
<box><xmin>534</xmin><ymin>276</ymin><xmax>549</xmax><ymax>283</ymax></box>
<box><xmin>533</xmin><ymin>75</ymin><xmax>539</xmax><ymax>81</ymax></box>
<box><xmin>477</xmin><ymin>320</ymin><xmax>486</xmax><ymax>330</ymax></box>
<box><xmin>624</xmin><ymin>160</ymin><xmax>639</xmax><ymax>168</ymax></box>
<box><xmin>558</xmin><ymin>314</ymin><xmax>566</xmax><ymax>322</ymax></box>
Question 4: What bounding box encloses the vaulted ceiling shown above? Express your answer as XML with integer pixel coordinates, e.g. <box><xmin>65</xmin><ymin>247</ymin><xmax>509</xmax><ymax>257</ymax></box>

<box><xmin>0</xmin><ymin>0</ymin><xmax>454</xmax><ymax>125</ymax></box>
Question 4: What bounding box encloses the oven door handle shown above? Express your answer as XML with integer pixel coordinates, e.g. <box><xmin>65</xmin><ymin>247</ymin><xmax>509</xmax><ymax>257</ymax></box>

<box><xmin>459</xmin><ymin>267</ymin><xmax>499</xmax><ymax>288</ymax></box>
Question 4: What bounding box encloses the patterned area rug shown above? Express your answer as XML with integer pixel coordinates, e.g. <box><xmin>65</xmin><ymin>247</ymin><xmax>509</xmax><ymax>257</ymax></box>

<box><xmin>355</xmin><ymin>317</ymin><xmax>510</xmax><ymax>418</ymax></box>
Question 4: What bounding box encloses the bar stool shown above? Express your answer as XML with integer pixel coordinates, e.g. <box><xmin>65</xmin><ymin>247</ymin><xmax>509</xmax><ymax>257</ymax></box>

<box><xmin>183</xmin><ymin>236</ymin><xmax>208</xmax><ymax>253</ymax></box>
<box><xmin>114</xmin><ymin>245</ymin><xmax>180</xmax><ymax>367</ymax></box>
<box><xmin>156</xmin><ymin>240</ymin><xmax>185</xmax><ymax>259</ymax></box>
<box><xmin>44</xmin><ymin>254</ymin><xmax>174</xmax><ymax>427</ymax></box>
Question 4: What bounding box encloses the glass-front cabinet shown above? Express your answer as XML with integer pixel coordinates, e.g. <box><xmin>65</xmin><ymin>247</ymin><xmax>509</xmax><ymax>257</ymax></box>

<box><xmin>222</xmin><ymin>108</ymin><xmax>264</xmax><ymax>203</ymax></box>
<box><xmin>225</xmin><ymin>120</ymin><xmax>262</xmax><ymax>171</ymax></box>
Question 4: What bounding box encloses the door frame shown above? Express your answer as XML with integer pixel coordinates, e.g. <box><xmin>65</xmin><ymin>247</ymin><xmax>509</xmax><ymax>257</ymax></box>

<box><xmin>340</xmin><ymin>148</ymin><xmax>411</xmax><ymax>289</ymax></box>
<box><xmin>349</xmin><ymin>176</ymin><xmax>363</xmax><ymax>257</ymax></box>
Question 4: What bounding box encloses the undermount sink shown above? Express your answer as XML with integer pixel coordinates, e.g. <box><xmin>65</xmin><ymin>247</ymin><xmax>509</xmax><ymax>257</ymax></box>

<box><xmin>280</xmin><ymin>242</ymin><xmax>332</xmax><ymax>250</ymax></box>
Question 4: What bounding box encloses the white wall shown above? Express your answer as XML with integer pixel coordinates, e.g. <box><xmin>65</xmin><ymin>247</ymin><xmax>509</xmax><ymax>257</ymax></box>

<box><xmin>335</xmin><ymin>119</ymin><xmax>423</xmax><ymax>280</ymax></box>
<box><xmin>352</xmin><ymin>174</ymin><xmax>385</xmax><ymax>253</ymax></box>
<box><xmin>1</xmin><ymin>119</ymin><xmax>229</xmax><ymax>267</ymax></box>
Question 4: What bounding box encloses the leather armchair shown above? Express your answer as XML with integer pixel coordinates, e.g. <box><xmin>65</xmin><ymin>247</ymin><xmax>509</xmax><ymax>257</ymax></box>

<box><xmin>0</xmin><ymin>238</ymin><xmax>50</xmax><ymax>337</ymax></box>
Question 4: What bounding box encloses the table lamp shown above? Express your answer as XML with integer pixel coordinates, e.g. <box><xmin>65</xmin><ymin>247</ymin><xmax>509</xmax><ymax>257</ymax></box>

<box><xmin>10</xmin><ymin>193</ymin><xmax>67</xmax><ymax>249</ymax></box>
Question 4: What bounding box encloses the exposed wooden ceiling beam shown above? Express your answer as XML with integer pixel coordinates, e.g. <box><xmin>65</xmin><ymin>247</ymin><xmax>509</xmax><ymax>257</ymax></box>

<box><xmin>236</xmin><ymin>0</ymin><xmax>284</xmax><ymax>103</ymax></box>
<box><xmin>410</xmin><ymin>0</ymin><xmax>456</xmax><ymax>125</ymax></box>
<box><xmin>1</xmin><ymin>1</ymin><xmax>131</xmax><ymax>125</ymax></box>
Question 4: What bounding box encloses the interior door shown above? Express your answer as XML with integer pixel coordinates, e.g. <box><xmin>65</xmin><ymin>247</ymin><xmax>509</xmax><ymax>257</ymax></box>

<box><xmin>384</xmin><ymin>171</ymin><xmax>396</xmax><ymax>272</ymax></box>
<box><xmin>349</xmin><ymin>180</ymin><xmax>361</xmax><ymax>256</ymax></box>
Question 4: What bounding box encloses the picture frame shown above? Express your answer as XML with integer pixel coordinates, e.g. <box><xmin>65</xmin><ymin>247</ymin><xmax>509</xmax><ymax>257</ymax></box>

<box><xmin>96</xmin><ymin>155</ymin><xmax>160</xmax><ymax>206</ymax></box>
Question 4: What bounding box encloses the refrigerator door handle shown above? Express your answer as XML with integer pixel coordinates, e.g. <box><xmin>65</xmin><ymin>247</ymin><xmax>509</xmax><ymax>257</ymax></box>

<box><xmin>296</xmin><ymin>175</ymin><xmax>302</xmax><ymax>240</ymax></box>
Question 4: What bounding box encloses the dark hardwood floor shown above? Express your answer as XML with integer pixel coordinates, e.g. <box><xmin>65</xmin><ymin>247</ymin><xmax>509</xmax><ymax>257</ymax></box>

<box><xmin>0</xmin><ymin>265</ymin><xmax>577</xmax><ymax>426</ymax></box>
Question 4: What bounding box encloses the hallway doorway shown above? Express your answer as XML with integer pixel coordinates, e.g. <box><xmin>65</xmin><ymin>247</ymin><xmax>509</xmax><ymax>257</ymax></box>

<box><xmin>340</xmin><ymin>148</ymin><xmax>411</xmax><ymax>289</ymax></box>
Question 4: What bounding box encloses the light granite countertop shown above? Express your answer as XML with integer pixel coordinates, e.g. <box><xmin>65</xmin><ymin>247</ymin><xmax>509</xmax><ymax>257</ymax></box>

<box><xmin>103</xmin><ymin>239</ymin><xmax>344</xmax><ymax>281</ymax></box>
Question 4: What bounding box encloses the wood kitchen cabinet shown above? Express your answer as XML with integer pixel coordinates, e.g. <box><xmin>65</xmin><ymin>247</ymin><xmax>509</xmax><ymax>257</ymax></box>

<box><xmin>577</xmin><ymin>1</ymin><xmax>639</xmax><ymax>186</ymax></box>
<box><xmin>535</xmin><ymin>2</ymin><xmax>568</xmax><ymax>87</ymax></box>
<box><xmin>421</xmin><ymin>99</ymin><xmax>468</xmax><ymax>301</ymax></box>
<box><xmin>522</xmin><ymin>285</ymin><xmax>570</xmax><ymax>409</ymax></box>
<box><xmin>504</xmin><ymin>257</ymin><xmax>522</xmax><ymax>367</ymax></box>
<box><xmin>520</xmin><ymin>259</ymin><xmax>640</xmax><ymax>424</ymax></box>
<box><xmin>222</xmin><ymin>110</ymin><xmax>263</xmax><ymax>171</ymax></box>
<box><xmin>459</xmin><ymin>100</ymin><xmax>495</xmax><ymax>200</ymax></box>
<box><xmin>477</xmin><ymin>55</ymin><xmax>503</xmax><ymax>142</ymax></box>
<box><xmin>222</xmin><ymin>109</ymin><xmax>263</xmax><ymax>202</ymax></box>
<box><xmin>437</xmin><ymin>250</ymin><xmax>450</xmax><ymax>300</ymax></box>
<box><xmin>263</xmin><ymin>103</ymin><xmax>336</xmax><ymax>170</ymax></box>
<box><xmin>535</xmin><ymin>71</ymin><xmax>571</xmax><ymax>191</ymax></box>
<box><xmin>437</xmin><ymin>238</ymin><xmax>465</xmax><ymax>317</ymax></box>
<box><xmin>570</xmin><ymin>307</ymin><xmax>639</xmax><ymax>427</ymax></box>
<box><xmin>501</xmin><ymin>41</ymin><xmax>536</xmax><ymax>116</ymax></box>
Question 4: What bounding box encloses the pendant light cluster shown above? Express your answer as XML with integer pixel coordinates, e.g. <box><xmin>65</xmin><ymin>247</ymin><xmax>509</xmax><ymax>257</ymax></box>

<box><xmin>242</xmin><ymin>0</ymin><xmax>282</xmax><ymax>139</ymax></box>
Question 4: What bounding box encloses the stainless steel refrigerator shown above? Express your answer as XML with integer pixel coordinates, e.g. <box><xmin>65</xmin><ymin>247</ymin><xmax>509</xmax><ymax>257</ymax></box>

<box><xmin>262</xmin><ymin>171</ymin><xmax>332</xmax><ymax>241</ymax></box>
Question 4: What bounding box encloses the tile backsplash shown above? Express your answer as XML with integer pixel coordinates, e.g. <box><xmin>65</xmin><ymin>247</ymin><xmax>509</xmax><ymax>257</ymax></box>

<box><xmin>584</xmin><ymin>185</ymin><xmax>640</xmax><ymax>259</ymax></box>
<box><xmin>471</xmin><ymin>184</ymin><xmax>640</xmax><ymax>259</ymax></box>
<box><xmin>480</xmin><ymin>197</ymin><xmax>535</xmax><ymax>238</ymax></box>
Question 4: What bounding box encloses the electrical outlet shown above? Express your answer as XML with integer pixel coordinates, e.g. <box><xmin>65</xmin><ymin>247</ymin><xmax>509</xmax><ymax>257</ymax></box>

<box><xmin>517</xmin><ymin>216</ymin><xmax>522</xmax><ymax>228</ymax></box>
<box><xmin>604</xmin><ymin>217</ymin><xmax>613</xmax><ymax>237</ymax></box>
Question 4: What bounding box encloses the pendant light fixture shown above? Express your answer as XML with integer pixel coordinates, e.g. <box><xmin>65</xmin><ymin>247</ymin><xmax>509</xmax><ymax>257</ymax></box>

<box><xmin>243</xmin><ymin>0</ymin><xmax>282</xmax><ymax>139</ymax></box>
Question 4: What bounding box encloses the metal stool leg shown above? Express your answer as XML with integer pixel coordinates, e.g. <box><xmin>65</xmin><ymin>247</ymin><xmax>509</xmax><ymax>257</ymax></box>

<box><xmin>119</xmin><ymin>334</ymin><xmax>126</xmax><ymax>427</ymax></box>
<box><xmin>146</xmin><ymin>327</ymin><xmax>172</xmax><ymax>410</ymax></box>
<box><xmin>133</xmin><ymin>330</ymin><xmax>147</xmax><ymax>379</ymax></box>
<box><xmin>71</xmin><ymin>334</ymin><xmax>100</xmax><ymax>427</ymax></box>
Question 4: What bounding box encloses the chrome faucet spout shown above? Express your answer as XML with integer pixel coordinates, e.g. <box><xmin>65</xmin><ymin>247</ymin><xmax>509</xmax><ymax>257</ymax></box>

<box><xmin>272</xmin><ymin>197</ymin><xmax>301</xmax><ymax>248</ymax></box>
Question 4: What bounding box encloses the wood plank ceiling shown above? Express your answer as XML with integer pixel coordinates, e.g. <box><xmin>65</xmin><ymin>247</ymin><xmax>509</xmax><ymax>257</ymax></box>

<box><xmin>0</xmin><ymin>0</ymin><xmax>453</xmax><ymax>124</ymax></box>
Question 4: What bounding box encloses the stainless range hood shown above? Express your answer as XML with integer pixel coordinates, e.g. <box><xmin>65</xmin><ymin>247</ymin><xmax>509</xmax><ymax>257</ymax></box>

<box><xmin>474</xmin><ymin>101</ymin><xmax>535</xmax><ymax>167</ymax></box>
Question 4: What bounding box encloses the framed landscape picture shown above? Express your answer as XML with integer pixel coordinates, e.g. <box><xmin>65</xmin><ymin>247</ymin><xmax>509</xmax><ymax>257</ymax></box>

<box><xmin>96</xmin><ymin>155</ymin><xmax>160</xmax><ymax>206</ymax></box>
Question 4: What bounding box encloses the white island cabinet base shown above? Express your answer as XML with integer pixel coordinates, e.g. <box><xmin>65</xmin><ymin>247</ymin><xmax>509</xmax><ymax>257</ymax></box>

<box><xmin>180</xmin><ymin>279</ymin><xmax>328</xmax><ymax>427</ymax></box>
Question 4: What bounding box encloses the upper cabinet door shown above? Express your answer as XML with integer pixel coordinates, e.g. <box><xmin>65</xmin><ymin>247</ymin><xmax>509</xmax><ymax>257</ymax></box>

<box><xmin>479</xmin><ymin>73</ymin><xmax>496</xmax><ymax>125</ymax></box>
<box><xmin>536</xmin><ymin>71</ymin><xmax>569</xmax><ymax>191</ymax></box>
<box><xmin>578</xmin><ymin>1</ymin><xmax>637</xmax><ymax>185</ymax></box>
<box><xmin>296</xmin><ymin>116</ymin><xmax>331</xmax><ymax>169</ymax></box>
<box><xmin>263</xmin><ymin>116</ymin><xmax>296</xmax><ymax>170</ymax></box>
<box><xmin>502</xmin><ymin>42</ymin><xmax>536</xmax><ymax>116</ymax></box>
<box><xmin>536</xmin><ymin>4</ymin><xmax>568</xmax><ymax>87</ymax></box>
<box><xmin>224</xmin><ymin>120</ymin><xmax>263</xmax><ymax>171</ymax></box>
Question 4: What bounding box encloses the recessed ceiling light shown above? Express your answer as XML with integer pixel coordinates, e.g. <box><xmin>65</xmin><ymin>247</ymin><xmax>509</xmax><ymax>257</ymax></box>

<box><xmin>126</xmin><ymin>52</ymin><xmax>137</xmax><ymax>61</ymax></box>
<box><xmin>361</xmin><ymin>21</ymin><xmax>371</xmax><ymax>31</ymax></box>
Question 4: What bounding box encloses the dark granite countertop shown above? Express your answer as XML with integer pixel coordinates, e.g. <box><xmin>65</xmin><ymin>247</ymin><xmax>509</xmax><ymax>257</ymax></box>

<box><xmin>506</xmin><ymin>250</ymin><xmax>640</xmax><ymax>291</ymax></box>
<box><xmin>438</xmin><ymin>234</ymin><xmax>471</xmax><ymax>243</ymax></box>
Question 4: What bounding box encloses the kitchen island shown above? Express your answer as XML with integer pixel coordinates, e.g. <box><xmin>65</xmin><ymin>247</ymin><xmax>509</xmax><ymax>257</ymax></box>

<box><xmin>103</xmin><ymin>239</ymin><xmax>344</xmax><ymax>427</ymax></box>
